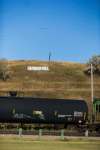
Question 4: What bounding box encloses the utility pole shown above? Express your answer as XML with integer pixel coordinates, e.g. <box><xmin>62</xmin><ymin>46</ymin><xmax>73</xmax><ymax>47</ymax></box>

<box><xmin>91</xmin><ymin>63</ymin><xmax>94</xmax><ymax>103</ymax></box>
<box><xmin>49</xmin><ymin>51</ymin><xmax>52</xmax><ymax>62</ymax></box>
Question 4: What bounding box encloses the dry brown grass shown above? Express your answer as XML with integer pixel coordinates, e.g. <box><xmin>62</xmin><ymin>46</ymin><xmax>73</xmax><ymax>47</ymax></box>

<box><xmin>0</xmin><ymin>60</ymin><xmax>100</xmax><ymax>112</ymax></box>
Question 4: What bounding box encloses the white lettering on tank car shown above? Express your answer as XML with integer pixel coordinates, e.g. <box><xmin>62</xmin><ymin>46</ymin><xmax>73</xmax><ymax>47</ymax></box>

<box><xmin>74</xmin><ymin>111</ymin><xmax>83</xmax><ymax>117</ymax></box>
<box><xmin>58</xmin><ymin>114</ymin><xmax>72</xmax><ymax>118</ymax></box>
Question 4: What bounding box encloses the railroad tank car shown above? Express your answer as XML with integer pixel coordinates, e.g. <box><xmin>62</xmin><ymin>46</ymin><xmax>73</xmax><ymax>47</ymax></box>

<box><xmin>0</xmin><ymin>96</ymin><xmax>88</xmax><ymax>125</ymax></box>
<box><xmin>92</xmin><ymin>98</ymin><xmax>100</xmax><ymax>132</ymax></box>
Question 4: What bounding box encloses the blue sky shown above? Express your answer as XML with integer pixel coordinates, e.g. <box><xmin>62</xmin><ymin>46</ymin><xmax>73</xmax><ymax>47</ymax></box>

<box><xmin>0</xmin><ymin>0</ymin><xmax>100</xmax><ymax>62</ymax></box>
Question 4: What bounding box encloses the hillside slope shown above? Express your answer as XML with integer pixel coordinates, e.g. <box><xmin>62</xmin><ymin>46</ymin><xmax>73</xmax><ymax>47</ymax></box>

<box><xmin>0</xmin><ymin>60</ymin><xmax>100</xmax><ymax>110</ymax></box>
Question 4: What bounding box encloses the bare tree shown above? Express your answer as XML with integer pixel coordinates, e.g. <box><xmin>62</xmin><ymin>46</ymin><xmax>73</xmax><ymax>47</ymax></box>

<box><xmin>0</xmin><ymin>59</ymin><xmax>10</xmax><ymax>81</ymax></box>
<box><xmin>84</xmin><ymin>55</ymin><xmax>100</xmax><ymax>75</ymax></box>
<box><xmin>89</xmin><ymin>55</ymin><xmax>100</xmax><ymax>73</ymax></box>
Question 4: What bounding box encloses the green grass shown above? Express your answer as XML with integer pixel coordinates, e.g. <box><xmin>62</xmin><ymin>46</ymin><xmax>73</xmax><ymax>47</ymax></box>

<box><xmin>0</xmin><ymin>136</ymin><xmax>100</xmax><ymax>150</ymax></box>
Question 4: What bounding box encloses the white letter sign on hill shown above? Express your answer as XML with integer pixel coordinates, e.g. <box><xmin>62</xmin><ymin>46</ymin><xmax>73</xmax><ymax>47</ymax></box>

<box><xmin>27</xmin><ymin>66</ymin><xmax>49</xmax><ymax>71</ymax></box>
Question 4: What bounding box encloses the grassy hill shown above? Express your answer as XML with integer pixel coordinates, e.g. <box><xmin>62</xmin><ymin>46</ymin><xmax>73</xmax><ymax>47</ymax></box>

<box><xmin>0</xmin><ymin>60</ymin><xmax>100</xmax><ymax>111</ymax></box>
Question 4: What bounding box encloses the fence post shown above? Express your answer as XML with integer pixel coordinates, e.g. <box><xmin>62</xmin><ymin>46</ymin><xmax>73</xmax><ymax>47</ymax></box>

<box><xmin>60</xmin><ymin>129</ymin><xmax>64</xmax><ymax>140</ymax></box>
<box><xmin>39</xmin><ymin>129</ymin><xmax>42</xmax><ymax>139</ymax></box>
<box><xmin>19</xmin><ymin>127</ymin><xmax>22</xmax><ymax>137</ymax></box>
<box><xmin>85</xmin><ymin>129</ymin><xmax>89</xmax><ymax>137</ymax></box>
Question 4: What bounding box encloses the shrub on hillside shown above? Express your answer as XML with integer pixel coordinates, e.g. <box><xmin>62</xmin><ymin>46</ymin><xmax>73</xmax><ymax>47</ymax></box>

<box><xmin>0</xmin><ymin>59</ymin><xmax>10</xmax><ymax>81</ymax></box>
<box><xmin>84</xmin><ymin>55</ymin><xmax>100</xmax><ymax>75</ymax></box>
